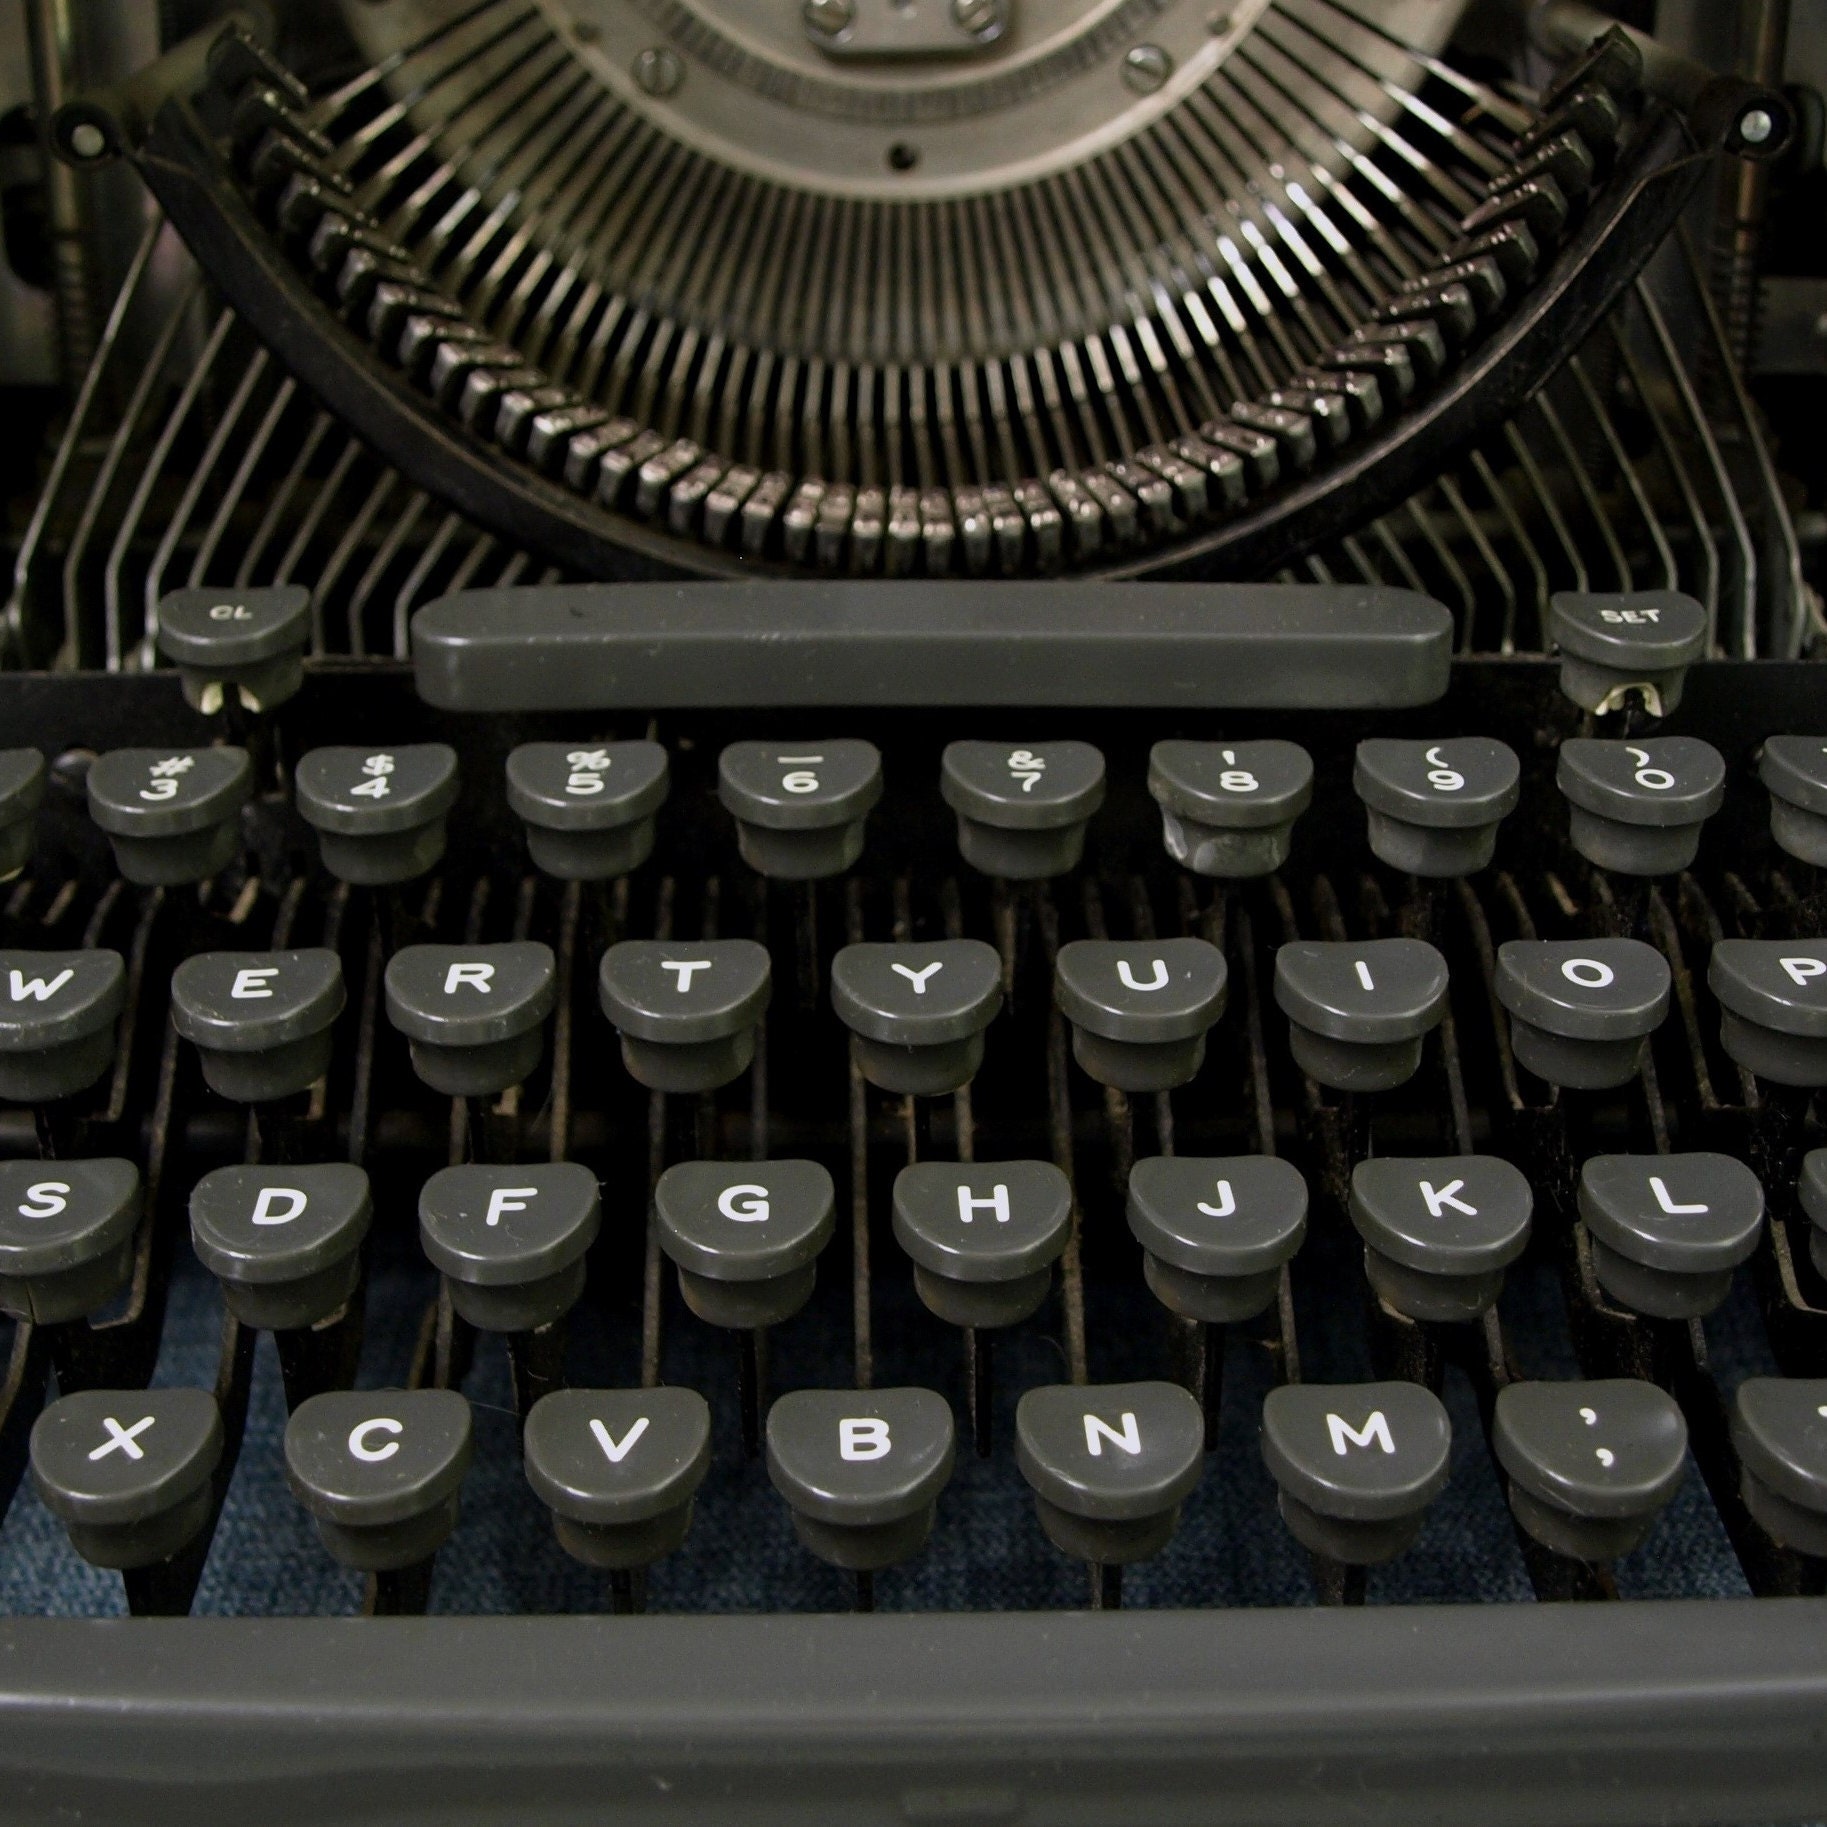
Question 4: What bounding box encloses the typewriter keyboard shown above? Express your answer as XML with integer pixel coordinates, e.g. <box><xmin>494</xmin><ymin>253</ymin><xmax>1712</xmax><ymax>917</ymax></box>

<box><xmin>0</xmin><ymin>598</ymin><xmax>1824</xmax><ymax>1625</ymax></box>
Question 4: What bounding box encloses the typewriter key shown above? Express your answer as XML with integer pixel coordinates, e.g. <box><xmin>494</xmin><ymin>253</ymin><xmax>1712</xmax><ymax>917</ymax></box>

<box><xmin>1127</xmin><ymin>1156</ymin><xmax>1307</xmax><ymax>1325</ymax></box>
<box><xmin>1548</xmin><ymin>590</ymin><xmax>1709</xmax><ymax>718</ymax></box>
<box><xmin>155</xmin><ymin>584</ymin><xmax>312</xmax><ymax>715</ymax></box>
<box><xmin>1146</xmin><ymin>739</ymin><xmax>1312</xmax><ymax>879</ymax></box>
<box><xmin>0</xmin><ymin>949</ymin><xmax>125</xmax><ymax>1102</ymax></box>
<box><xmin>296</xmin><ymin>744</ymin><xmax>460</xmax><ymax>887</ymax></box>
<box><xmin>1577</xmin><ymin>1153</ymin><xmax>1764</xmax><ymax>1320</ymax></box>
<box><xmin>1495</xmin><ymin>938</ymin><xmax>1670</xmax><ymax>1090</ymax></box>
<box><xmin>1556</xmin><ymin>738</ymin><xmax>1725</xmax><ymax>877</ymax></box>
<box><xmin>1348</xmin><ymin>1156</ymin><xmax>1533</xmax><ymax>1324</ymax></box>
<box><xmin>0</xmin><ymin>749</ymin><xmax>45</xmax><ymax>882</ymax></box>
<box><xmin>718</xmin><ymin>740</ymin><xmax>882</xmax><ymax>880</ymax></box>
<box><xmin>1760</xmin><ymin>737</ymin><xmax>1827</xmax><ymax>868</ymax></box>
<box><xmin>1494</xmin><ymin>1380</ymin><xmax>1687</xmax><ymax>1562</ymax></box>
<box><xmin>1053</xmin><ymin>939</ymin><xmax>1227</xmax><ymax>1092</ymax></box>
<box><xmin>599</xmin><ymin>939</ymin><xmax>772</xmax><ymax>1093</ymax></box>
<box><xmin>0</xmin><ymin>1157</ymin><xmax>139</xmax><ymax>1324</ymax></box>
<box><xmin>1353</xmin><ymin>737</ymin><xmax>1520</xmax><ymax>877</ymax></box>
<box><xmin>940</xmin><ymin>741</ymin><xmax>1105</xmax><ymax>879</ymax></box>
<box><xmin>1732</xmin><ymin>1377</ymin><xmax>1827</xmax><ymax>1558</ymax></box>
<box><xmin>189</xmin><ymin>1163</ymin><xmax>371</xmax><ymax>1332</ymax></box>
<box><xmin>831</xmin><ymin>940</ymin><xmax>1002</xmax><ymax>1096</ymax></box>
<box><xmin>1707</xmin><ymin>941</ymin><xmax>1827</xmax><ymax>1088</ymax></box>
<box><xmin>169</xmin><ymin>949</ymin><xmax>345</xmax><ymax>1102</ymax></box>
<box><xmin>386</xmin><ymin>942</ymin><xmax>556</xmax><ymax>1096</ymax></box>
<box><xmin>87</xmin><ymin>746</ymin><xmax>251</xmax><ymax>885</ymax></box>
<box><xmin>506</xmin><ymin>740</ymin><xmax>669</xmax><ymax>880</ymax></box>
<box><xmin>1804</xmin><ymin>1150</ymin><xmax>1827</xmax><ymax>1281</ymax></box>
<box><xmin>31</xmin><ymin>1387</ymin><xmax>222</xmax><ymax>1571</ymax></box>
<box><xmin>1261</xmin><ymin>1381</ymin><xmax>1451</xmax><ymax>1565</ymax></box>
<box><xmin>1273</xmin><ymin>939</ymin><xmax>1449</xmax><ymax>1093</ymax></box>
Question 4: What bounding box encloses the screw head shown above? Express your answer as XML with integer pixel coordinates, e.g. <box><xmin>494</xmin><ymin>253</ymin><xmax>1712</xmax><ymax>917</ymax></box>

<box><xmin>634</xmin><ymin>47</ymin><xmax>684</xmax><ymax>96</ymax></box>
<box><xmin>67</xmin><ymin>121</ymin><xmax>108</xmax><ymax>161</ymax></box>
<box><xmin>1122</xmin><ymin>44</ymin><xmax>1173</xmax><ymax>95</ymax></box>
<box><xmin>1738</xmin><ymin>107</ymin><xmax>1775</xmax><ymax>146</ymax></box>
<box><xmin>804</xmin><ymin>0</ymin><xmax>854</xmax><ymax>37</ymax></box>
<box><xmin>1813</xmin><ymin>311</ymin><xmax>1827</xmax><ymax>342</ymax></box>
<box><xmin>952</xmin><ymin>0</ymin><xmax>1001</xmax><ymax>36</ymax></box>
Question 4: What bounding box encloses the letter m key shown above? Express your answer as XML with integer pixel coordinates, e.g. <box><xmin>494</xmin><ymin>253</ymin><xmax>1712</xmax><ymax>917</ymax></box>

<box><xmin>1327</xmin><ymin>1410</ymin><xmax>1395</xmax><ymax>1456</ymax></box>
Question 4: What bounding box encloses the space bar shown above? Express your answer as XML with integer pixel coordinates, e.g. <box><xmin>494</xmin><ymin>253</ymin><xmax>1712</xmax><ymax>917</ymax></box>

<box><xmin>410</xmin><ymin>581</ymin><xmax>1452</xmax><ymax>710</ymax></box>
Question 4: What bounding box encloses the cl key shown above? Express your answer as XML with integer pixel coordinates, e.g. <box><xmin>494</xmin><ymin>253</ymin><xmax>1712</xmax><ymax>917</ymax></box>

<box><xmin>1349</xmin><ymin>1156</ymin><xmax>1533</xmax><ymax>1324</ymax></box>
<box><xmin>169</xmin><ymin>949</ymin><xmax>345</xmax><ymax>1102</ymax></box>
<box><xmin>296</xmin><ymin>745</ymin><xmax>460</xmax><ymax>886</ymax></box>
<box><xmin>1557</xmin><ymin>737</ymin><xmax>1725</xmax><ymax>876</ymax></box>
<box><xmin>0</xmin><ymin>1158</ymin><xmax>140</xmax><ymax>1324</ymax></box>
<box><xmin>1494</xmin><ymin>1379</ymin><xmax>1687</xmax><ymax>1562</ymax></box>
<box><xmin>1353</xmin><ymin>738</ymin><xmax>1519</xmax><ymax>877</ymax></box>
<box><xmin>599</xmin><ymin>939</ymin><xmax>772</xmax><ymax>1093</ymax></box>
<box><xmin>940</xmin><ymin>741</ymin><xmax>1106</xmax><ymax>879</ymax></box>
<box><xmin>1261</xmin><ymin>1381</ymin><xmax>1451</xmax><ymax>1565</ymax></box>
<box><xmin>506</xmin><ymin>740</ymin><xmax>668</xmax><ymax>881</ymax></box>
<box><xmin>1708</xmin><ymin>941</ymin><xmax>1827</xmax><ymax>1087</ymax></box>
<box><xmin>0</xmin><ymin>949</ymin><xmax>125</xmax><ymax>1102</ymax></box>
<box><xmin>1147</xmin><ymin>739</ymin><xmax>1312</xmax><ymax>879</ymax></box>
<box><xmin>1053</xmin><ymin>939</ymin><xmax>1227</xmax><ymax>1092</ymax></box>
<box><xmin>718</xmin><ymin>740</ymin><xmax>882</xmax><ymax>879</ymax></box>
<box><xmin>155</xmin><ymin>584</ymin><xmax>312</xmax><ymax>715</ymax></box>
<box><xmin>386</xmin><ymin>942</ymin><xmax>557</xmax><ymax>1095</ymax></box>
<box><xmin>1273</xmin><ymin>939</ymin><xmax>1449</xmax><ymax>1093</ymax></box>
<box><xmin>87</xmin><ymin>747</ymin><xmax>251</xmax><ymax>885</ymax></box>
<box><xmin>1578</xmin><ymin>1153</ymin><xmax>1764</xmax><ymax>1319</ymax></box>
<box><xmin>1496</xmin><ymin>939</ymin><xmax>1671</xmax><ymax>1090</ymax></box>
<box><xmin>831</xmin><ymin>940</ymin><xmax>1002</xmax><ymax>1096</ymax></box>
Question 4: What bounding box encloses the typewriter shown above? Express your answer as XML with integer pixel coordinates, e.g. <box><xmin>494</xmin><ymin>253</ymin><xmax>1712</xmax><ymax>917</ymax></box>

<box><xmin>0</xmin><ymin>0</ymin><xmax>1822</xmax><ymax>1818</ymax></box>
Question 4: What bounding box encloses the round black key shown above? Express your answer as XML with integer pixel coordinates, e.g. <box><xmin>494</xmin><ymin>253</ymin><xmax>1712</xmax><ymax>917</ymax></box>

<box><xmin>940</xmin><ymin>741</ymin><xmax>1105</xmax><ymax>879</ymax></box>
<box><xmin>599</xmin><ymin>939</ymin><xmax>771</xmax><ymax>1093</ymax></box>
<box><xmin>1760</xmin><ymin>736</ymin><xmax>1827</xmax><ymax>867</ymax></box>
<box><xmin>31</xmin><ymin>1387</ymin><xmax>222</xmax><ymax>1570</ymax></box>
<box><xmin>1015</xmin><ymin>1381</ymin><xmax>1203</xmax><ymax>1567</ymax></box>
<box><xmin>155</xmin><ymin>584</ymin><xmax>312</xmax><ymax>715</ymax></box>
<box><xmin>1732</xmin><ymin>1377</ymin><xmax>1827</xmax><ymax>1557</ymax></box>
<box><xmin>1804</xmin><ymin>1149</ymin><xmax>1827</xmax><ymax>1281</ymax></box>
<box><xmin>0</xmin><ymin>948</ymin><xmax>124</xmax><ymax>1101</ymax></box>
<box><xmin>525</xmin><ymin>1387</ymin><xmax>713</xmax><ymax>1570</ymax></box>
<box><xmin>1548</xmin><ymin>590</ymin><xmax>1708</xmax><ymax>717</ymax></box>
<box><xmin>1495</xmin><ymin>938</ymin><xmax>1670</xmax><ymax>1090</ymax></box>
<box><xmin>830</xmin><ymin>940</ymin><xmax>1002</xmax><ymax>1096</ymax></box>
<box><xmin>1353</xmin><ymin>738</ymin><xmax>1520</xmax><ymax>877</ymax></box>
<box><xmin>169</xmin><ymin>948</ymin><xmax>345</xmax><ymax>1102</ymax></box>
<box><xmin>284</xmin><ymin>1388</ymin><xmax>473</xmax><ymax>1573</ymax></box>
<box><xmin>718</xmin><ymin>740</ymin><xmax>882</xmax><ymax>879</ymax></box>
<box><xmin>506</xmin><ymin>740</ymin><xmax>669</xmax><ymax>881</ymax></box>
<box><xmin>1273</xmin><ymin>938</ymin><xmax>1449</xmax><ymax>1093</ymax></box>
<box><xmin>1260</xmin><ymin>1380</ymin><xmax>1451</xmax><ymax>1564</ymax></box>
<box><xmin>1053</xmin><ymin>938</ymin><xmax>1227</xmax><ymax>1092</ymax></box>
<box><xmin>1556</xmin><ymin>738</ymin><xmax>1726</xmax><ymax>876</ymax></box>
<box><xmin>296</xmin><ymin>744</ymin><xmax>460</xmax><ymax>886</ymax></box>
<box><xmin>893</xmin><ymin>1160</ymin><xmax>1070</xmax><ymax>1329</ymax></box>
<box><xmin>766</xmin><ymin>1387</ymin><xmax>955</xmax><ymax>1572</ymax></box>
<box><xmin>1147</xmin><ymin>739</ymin><xmax>1313</xmax><ymax>878</ymax></box>
<box><xmin>87</xmin><ymin>746</ymin><xmax>251</xmax><ymax>885</ymax></box>
<box><xmin>189</xmin><ymin>1163</ymin><xmax>372</xmax><ymax>1331</ymax></box>
<box><xmin>1349</xmin><ymin>1155</ymin><xmax>1533</xmax><ymax>1323</ymax></box>
<box><xmin>0</xmin><ymin>749</ymin><xmax>46</xmax><ymax>882</ymax></box>
<box><xmin>1708</xmin><ymin>940</ymin><xmax>1827</xmax><ymax>1088</ymax></box>
<box><xmin>1578</xmin><ymin>1152</ymin><xmax>1764</xmax><ymax>1319</ymax></box>
<box><xmin>1127</xmin><ymin>1155</ymin><xmax>1307</xmax><ymax>1323</ymax></box>
<box><xmin>0</xmin><ymin>1157</ymin><xmax>139</xmax><ymax>1323</ymax></box>
<box><xmin>1494</xmin><ymin>1379</ymin><xmax>1687</xmax><ymax>1561</ymax></box>
<box><xmin>653</xmin><ymin>1158</ymin><xmax>834</xmax><ymax>1328</ymax></box>
<box><xmin>419</xmin><ymin>1162</ymin><xmax>600</xmax><ymax>1332</ymax></box>
<box><xmin>385</xmin><ymin>942</ymin><xmax>556</xmax><ymax>1095</ymax></box>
